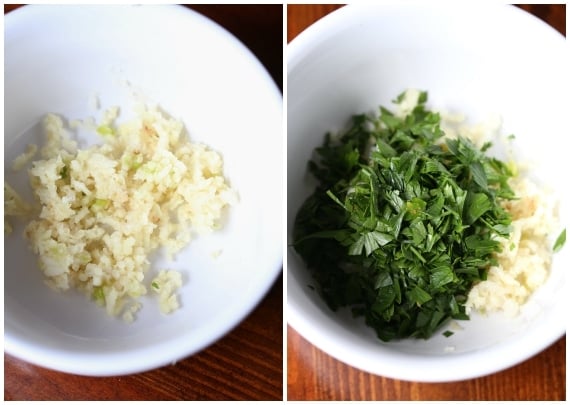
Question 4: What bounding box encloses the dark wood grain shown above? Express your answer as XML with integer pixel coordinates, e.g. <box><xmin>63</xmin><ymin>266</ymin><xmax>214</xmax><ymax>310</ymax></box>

<box><xmin>287</xmin><ymin>4</ymin><xmax>344</xmax><ymax>44</ymax></box>
<box><xmin>288</xmin><ymin>326</ymin><xmax>565</xmax><ymax>401</ymax></box>
<box><xmin>517</xmin><ymin>4</ymin><xmax>566</xmax><ymax>36</ymax></box>
<box><xmin>287</xmin><ymin>3</ymin><xmax>566</xmax><ymax>401</ymax></box>
<box><xmin>4</xmin><ymin>4</ymin><xmax>283</xmax><ymax>401</ymax></box>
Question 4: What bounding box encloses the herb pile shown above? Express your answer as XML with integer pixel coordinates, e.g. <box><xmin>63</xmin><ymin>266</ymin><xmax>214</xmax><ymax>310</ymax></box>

<box><xmin>293</xmin><ymin>91</ymin><xmax>516</xmax><ymax>341</ymax></box>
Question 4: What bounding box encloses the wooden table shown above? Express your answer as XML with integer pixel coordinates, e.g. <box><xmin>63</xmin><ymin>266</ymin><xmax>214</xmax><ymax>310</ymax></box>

<box><xmin>287</xmin><ymin>4</ymin><xmax>566</xmax><ymax>401</ymax></box>
<box><xmin>3</xmin><ymin>4</ymin><xmax>283</xmax><ymax>401</ymax></box>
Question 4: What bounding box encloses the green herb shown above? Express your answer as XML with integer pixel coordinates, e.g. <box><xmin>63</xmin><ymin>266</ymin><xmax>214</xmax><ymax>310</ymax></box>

<box><xmin>443</xmin><ymin>330</ymin><xmax>454</xmax><ymax>338</ymax></box>
<box><xmin>553</xmin><ymin>228</ymin><xmax>566</xmax><ymax>253</ymax></box>
<box><xmin>151</xmin><ymin>281</ymin><xmax>160</xmax><ymax>290</ymax></box>
<box><xmin>293</xmin><ymin>91</ymin><xmax>515</xmax><ymax>341</ymax></box>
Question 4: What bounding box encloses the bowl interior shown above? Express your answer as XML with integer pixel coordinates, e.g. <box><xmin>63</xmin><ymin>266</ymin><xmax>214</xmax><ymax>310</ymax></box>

<box><xmin>4</xmin><ymin>5</ymin><xmax>282</xmax><ymax>376</ymax></box>
<box><xmin>287</xmin><ymin>4</ymin><xmax>568</xmax><ymax>381</ymax></box>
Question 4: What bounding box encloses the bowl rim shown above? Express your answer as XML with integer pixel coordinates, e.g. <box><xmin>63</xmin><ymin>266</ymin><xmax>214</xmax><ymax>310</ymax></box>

<box><xmin>288</xmin><ymin>3</ymin><xmax>566</xmax><ymax>67</ymax></box>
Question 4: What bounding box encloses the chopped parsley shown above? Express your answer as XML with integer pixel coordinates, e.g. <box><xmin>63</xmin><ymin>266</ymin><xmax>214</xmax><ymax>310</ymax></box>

<box><xmin>293</xmin><ymin>91</ymin><xmax>515</xmax><ymax>341</ymax></box>
<box><xmin>553</xmin><ymin>228</ymin><xmax>566</xmax><ymax>253</ymax></box>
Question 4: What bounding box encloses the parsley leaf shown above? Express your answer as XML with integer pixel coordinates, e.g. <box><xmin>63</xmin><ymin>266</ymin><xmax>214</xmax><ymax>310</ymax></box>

<box><xmin>553</xmin><ymin>229</ymin><xmax>566</xmax><ymax>253</ymax></box>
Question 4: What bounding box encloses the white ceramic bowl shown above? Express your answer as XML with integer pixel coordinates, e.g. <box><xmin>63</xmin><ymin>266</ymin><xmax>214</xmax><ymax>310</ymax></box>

<box><xmin>5</xmin><ymin>5</ymin><xmax>282</xmax><ymax>376</ymax></box>
<box><xmin>287</xmin><ymin>4</ymin><xmax>568</xmax><ymax>382</ymax></box>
